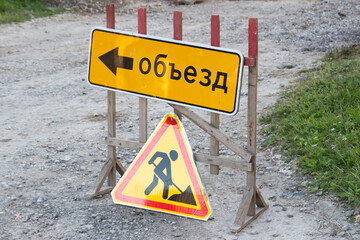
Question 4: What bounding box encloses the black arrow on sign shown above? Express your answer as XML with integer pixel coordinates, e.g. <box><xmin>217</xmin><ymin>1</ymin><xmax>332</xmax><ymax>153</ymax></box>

<box><xmin>98</xmin><ymin>47</ymin><xmax>134</xmax><ymax>75</ymax></box>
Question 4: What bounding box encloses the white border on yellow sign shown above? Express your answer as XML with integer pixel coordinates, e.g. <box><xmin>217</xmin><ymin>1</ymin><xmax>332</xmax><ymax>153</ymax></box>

<box><xmin>87</xmin><ymin>27</ymin><xmax>244</xmax><ymax>116</ymax></box>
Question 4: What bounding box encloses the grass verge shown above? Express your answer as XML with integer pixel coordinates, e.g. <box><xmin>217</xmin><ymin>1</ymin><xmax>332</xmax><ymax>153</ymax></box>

<box><xmin>0</xmin><ymin>0</ymin><xmax>65</xmax><ymax>24</ymax></box>
<box><xmin>260</xmin><ymin>45</ymin><xmax>360</xmax><ymax>207</ymax></box>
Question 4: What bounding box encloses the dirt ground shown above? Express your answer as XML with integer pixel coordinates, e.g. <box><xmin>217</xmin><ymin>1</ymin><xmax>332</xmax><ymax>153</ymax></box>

<box><xmin>1</xmin><ymin>0</ymin><xmax>359</xmax><ymax>239</ymax></box>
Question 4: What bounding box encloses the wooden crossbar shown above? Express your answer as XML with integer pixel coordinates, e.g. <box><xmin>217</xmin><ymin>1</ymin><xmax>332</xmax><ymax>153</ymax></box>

<box><xmin>105</xmin><ymin>137</ymin><xmax>252</xmax><ymax>171</ymax></box>
<box><xmin>194</xmin><ymin>153</ymin><xmax>252</xmax><ymax>171</ymax></box>
<box><xmin>89</xmin><ymin>5</ymin><xmax>267</xmax><ymax>233</ymax></box>
<box><xmin>106</xmin><ymin>137</ymin><xmax>143</xmax><ymax>150</ymax></box>
<box><xmin>170</xmin><ymin>104</ymin><xmax>253</xmax><ymax>162</ymax></box>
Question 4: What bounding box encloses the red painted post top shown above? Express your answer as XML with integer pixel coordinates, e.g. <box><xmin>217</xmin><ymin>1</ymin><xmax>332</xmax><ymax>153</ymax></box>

<box><xmin>174</xmin><ymin>11</ymin><xmax>182</xmax><ymax>40</ymax></box>
<box><xmin>211</xmin><ymin>15</ymin><xmax>220</xmax><ymax>47</ymax></box>
<box><xmin>106</xmin><ymin>4</ymin><xmax>115</xmax><ymax>29</ymax></box>
<box><xmin>248</xmin><ymin>18</ymin><xmax>258</xmax><ymax>59</ymax></box>
<box><xmin>138</xmin><ymin>8</ymin><xmax>147</xmax><ymax>34</ymax></box>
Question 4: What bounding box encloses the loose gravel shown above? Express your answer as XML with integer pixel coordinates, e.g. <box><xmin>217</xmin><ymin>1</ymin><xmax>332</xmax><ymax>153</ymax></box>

<box><xmin>1</xmin><ymin>0</ymin><xmax>359</xmax><ymax>239</ymax></box>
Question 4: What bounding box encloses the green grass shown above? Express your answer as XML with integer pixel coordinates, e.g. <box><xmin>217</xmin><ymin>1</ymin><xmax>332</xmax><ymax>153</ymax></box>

<box><xmin>0</xmin><ymin>0</ymin><xmax>65</xmax><ymax>24</ymax></box>
<box><xmin>261</xmin><ymin>45</ymin><xmax>360</xmax><ymax>207</ymax></box>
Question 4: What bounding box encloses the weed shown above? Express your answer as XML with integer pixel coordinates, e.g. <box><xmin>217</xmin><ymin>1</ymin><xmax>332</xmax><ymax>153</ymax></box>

<box><xmin>261</xmin><ymin>45</ymin><xmax>360</xmax><ymax>207</ymax></box>
<box><xmin>0</xmin><ymin>0</ymin><xmax>65</xmax><ymax>24</ymax></box>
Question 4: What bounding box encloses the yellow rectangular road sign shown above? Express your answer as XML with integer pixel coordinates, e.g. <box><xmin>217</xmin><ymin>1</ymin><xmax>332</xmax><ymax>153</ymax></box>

<box><xmin>88</xmin><ymin>27</ymin><xmax>244</xmax><ymax>115</ymax></box>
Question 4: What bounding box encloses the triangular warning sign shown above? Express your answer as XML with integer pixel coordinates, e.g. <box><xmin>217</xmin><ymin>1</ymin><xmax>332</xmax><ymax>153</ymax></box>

<box><xmin>111</xmin><ymin>113</ymin><xmax>211</xmax><ymax>220</ymax></box>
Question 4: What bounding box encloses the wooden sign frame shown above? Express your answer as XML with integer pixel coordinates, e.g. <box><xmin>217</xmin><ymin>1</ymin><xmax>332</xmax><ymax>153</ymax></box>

<box><xmin>88</xmin><ymin>4</ymin><xmax>268</xmax><ymax>233</ymax></box>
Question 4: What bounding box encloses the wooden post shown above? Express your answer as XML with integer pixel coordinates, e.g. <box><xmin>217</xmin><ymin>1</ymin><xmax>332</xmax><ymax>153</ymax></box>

<box><xmin>210</xmin><ymin>15</ymin><xmax>220</xmax><ymax>175</ymax></box>
<box><xmin>106</xmin><ymin>4</ymin><xmax>117</xmax><ymax>188</ymax></box>
<box><xmin>138</xmin><ymin>8</ymin><xmax>148</xmax><ymax>143</ymax></box>
<box><xmin>246</xmin><ymin>17</ymin><xmax>258</xmax><ymax>216</ymax></box>
<box><xmin>88</xmin><ymin>4</ymin><xmax>126</xmax><ymax>198</ymax></box>
<box><xmin>231</xmin><ymin>18</ymin><xmax>268</xmax><ymax>232</ymax></box>
<box><xmin>173</xmin><ymin>11</ymin><xmax>183</xmax><ymax>120</ymax></box>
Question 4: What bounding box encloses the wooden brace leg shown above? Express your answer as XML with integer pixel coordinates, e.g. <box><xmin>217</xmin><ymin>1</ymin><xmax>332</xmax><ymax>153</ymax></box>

<box><xmin>88</xmin><ymin>158</ymin><xmax>126</xmax><ymax>199</ymax></box>
<box><xmin>231</xmin><ymin>186</ymin><xmax>268</xmax><ymax>233</ymax></box>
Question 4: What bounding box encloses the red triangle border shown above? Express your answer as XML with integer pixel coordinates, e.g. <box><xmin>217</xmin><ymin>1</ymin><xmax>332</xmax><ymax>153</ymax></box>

<box><xmin>113</xmin><ymin>115</ymin><xmax>210</xmax><ymax>218</ymax></box>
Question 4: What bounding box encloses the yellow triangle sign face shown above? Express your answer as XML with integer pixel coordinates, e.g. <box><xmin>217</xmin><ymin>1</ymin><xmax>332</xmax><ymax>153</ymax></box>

<box><xmin>111</xmin><ymin>113</ymin><xmax>211</xmax><ymax>220</ymax></box>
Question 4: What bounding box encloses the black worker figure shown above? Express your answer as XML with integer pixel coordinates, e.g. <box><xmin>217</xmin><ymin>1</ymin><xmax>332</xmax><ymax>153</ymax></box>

<box><xmin>145</xmin><ymin>150</ymin><xmax>178</xmax><ymax>199</ymax></box>
<box><xmin>144</xmin><ymin>150</ymin><xmax>197</xmax><ymax>206</ymax></box>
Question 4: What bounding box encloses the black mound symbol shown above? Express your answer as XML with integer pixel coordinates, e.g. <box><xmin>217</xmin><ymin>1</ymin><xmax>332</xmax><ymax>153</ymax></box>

<box><xmin>168</xmin><ymin>185</ymin><xmax>196</xmax><ymax>206</ymax></box>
